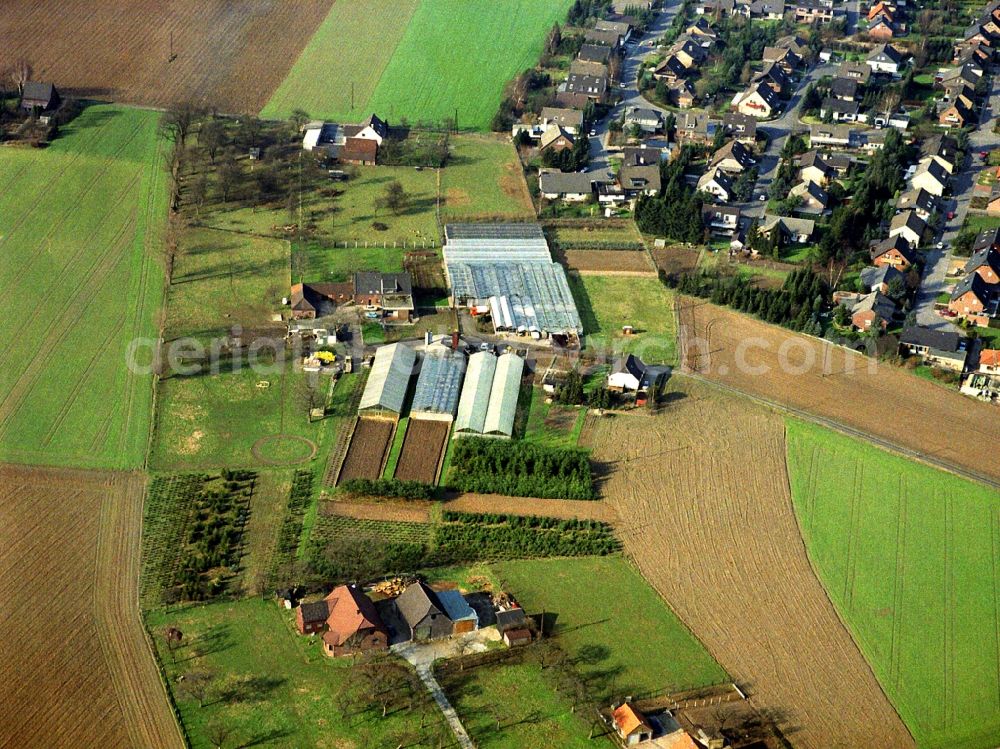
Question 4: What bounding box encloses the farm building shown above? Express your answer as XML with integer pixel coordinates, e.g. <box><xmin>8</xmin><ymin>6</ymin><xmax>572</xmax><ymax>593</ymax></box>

<box><xmin>410</xmin><ymin>348</ymin><xmax>467</xmax><ymax>421</ymax></box>
<box><xmin>454</xmin><ymin>351</ymin><xmax>524</xmax><ymax>439</ymax></box>
<box><xmin>436</xmin><ymin>590</ymin><xmax>479</xmax><ymax>633</ymax></box>
<box><xmin>443</xmin><ymin>223</ymin><xmax>582</xmax><ymax>344</ymax></box>
<box><xmin>295</xmin><ymin>584</ymin><xmax>388</xmax><ymax>658</ymax></box>
<box><xmin>358</xmin><ymin>344</ymin><xmax>416</xmax><ymax>415</ymax></box>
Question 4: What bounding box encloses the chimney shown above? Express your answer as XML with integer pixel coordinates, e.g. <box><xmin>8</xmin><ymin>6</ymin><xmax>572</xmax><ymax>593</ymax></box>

<box><xmin>425</xmin><ymin>331</ymin><xmax>433</xmax><ymax>346</ymax></box>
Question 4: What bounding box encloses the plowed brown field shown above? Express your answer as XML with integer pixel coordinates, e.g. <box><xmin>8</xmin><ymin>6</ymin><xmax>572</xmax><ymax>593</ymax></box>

<box><xmin>394</xmin><ymin>419</ymin><xmax>450</xmax><ymax>483</ymax></box>
<box><xmin>0</xmin><ymin>464</ymin><xmax>181</xmax><ymax>749</ymax></box>
<box><xmin>0</xmin><ymin>0</ymin><xmax>334</xmax><ymax>112</ymax></box>
<box><xmin>678</xmin><ymin>298</ymin><xmax>1000</xmax><ymax>485</ymax></box>
<box><xmin>559</xmin><ymin>250</ymin><xmax>656</xmax><ymax>275</ymax></box>
<box><xmin>583</xmin><ymin>382</ymin><xmax>914</xmax><ymax>749</ymax></box>
<box><xmin>338</xmin><ymin>417</ymin><xmax>394</xmax><ymax>484</ymax></box>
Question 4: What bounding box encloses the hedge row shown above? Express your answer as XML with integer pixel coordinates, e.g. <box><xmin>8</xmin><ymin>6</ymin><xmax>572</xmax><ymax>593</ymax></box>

<box><xmin>447</xmin><ymin>438</ymin><xmax>595</xmax><ymax>500</ymax></box>
<box><xmin>339</xmin><ymin>478</ymin><xmax>435</xmax><ymax>500</ymax></box>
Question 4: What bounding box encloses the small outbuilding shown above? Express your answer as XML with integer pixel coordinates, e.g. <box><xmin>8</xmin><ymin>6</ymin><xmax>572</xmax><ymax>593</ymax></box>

<box><xmin>436</xmin><ymin>590</ymin><xmax>479</xmax><ymax>634</ymax></box>
<box><xmin>20</xmin><ymin>81</ymin><xmax>59</xmax><ymax>112</ymax></box>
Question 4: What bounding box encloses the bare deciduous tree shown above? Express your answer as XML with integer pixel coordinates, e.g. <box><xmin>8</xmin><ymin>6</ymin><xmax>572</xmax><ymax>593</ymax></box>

<box><xmin>9</xmin><ymin>59</ymin><xmax>32</xmax><ymax>94</ymax></box>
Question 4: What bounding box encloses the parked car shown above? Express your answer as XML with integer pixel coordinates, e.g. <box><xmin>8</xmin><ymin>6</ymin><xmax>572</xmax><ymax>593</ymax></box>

<box><xmin>981</xmin><ymin>151</ymin><xmax>990</xmax><ymax>159</ymax></box>
<box><xmin>936</xmin><ymin>241</ymin><xmax>946</xmax><ymax>249</ymax></box>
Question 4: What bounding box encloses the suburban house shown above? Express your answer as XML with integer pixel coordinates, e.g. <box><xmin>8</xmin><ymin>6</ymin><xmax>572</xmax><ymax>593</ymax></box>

<box><xmin>302</xmin><ymin>114</ymin><xmax>388</xmax><ymax>165</ymax></box>
<box><xmin>709</xmin><ymin>139</ymin><xmax>755</xmax><ymax>174</ymax></box>
<box><xmin>763</xmin><ymin>45</ymin><xmax>802</xmax><ymax>74</ymax></box>
<box><xmin>849</xmin><ymin>290</ymin><xmax>896</xmax><ymax>331</ymax></box>
<box><xmin>395</xmin><ymin>582</ymin><xmax>455</xmax><ymax>641</ymax></box>
<box><xmin>910</xmin><ymin>159</ymin><xmax>949</xmax><ymax>197</ymax></box>
<box><xmin>595</xmin><ymin>18</ymin><xmax>633</xmax><ymax>42</ymax></box>
<box><xmin>295</xmin><ymin>585</ymin><xmax>389</xmax><ymax>657</ymax></box>
<box><xmin>889</xmin><ymin>210</ymin><xmax>926</xmax><ymax>248</ymax></box>
<box><xmin>761</xmin><ymin>214</ymin><xmax>815</xmax><ymax>244</ymax></box>
<box><xmin>950</xmin><ymin>272</ymin><xmax>999</xmax><ymax>325</ymax></box>
<box><xmin>584</xmin><ymin>27</ymin><xmax>624</xmax><ymax>49</ymax></box>
<box><xmin>820</xmin><ymin>98</ymin><xmax>863</xmax><ymax>122</ymax></box>
<box><xmin>866</xmin><ymin>44</ymin><xmax>905</xmax><ymax>75</ymax></box>
<box><xmin>20</xmin><ymin>81</ymin><xmax>59</xmax><ymax>112</ymax></box>
<box><xmin>830</xmin><ymin>77</ymin><xmax>859</xmax><ymax>101</ymax></box>
<box><xmin>868</xmin><ymin>17</ymin><xmax>895</xmax><ymax>39</ymax></box>
<box><xmin>870</xmin><ymin>235</ymin><xmax>918</xmax><ymax>269</ymax></box>
<box><xmin>619</xmin><ymin>147</ymin><xmax>662</xmax><ymax>197</ymax></box>
<box><xmin>939</xmin><ymin>96</ymin><xmax>976</xmax><ymax>128</ymax></box>
<box><xmin>675</xmin><ymin>113</ymin><xmax>719</xmax><ymax>145</ymax></box>
<box><xmin>797</xmin><ymin>150</ymin><xmax>834</xmax><ymax>185</ymax></box>
<box><xmin>896</xmin><ymin>187</ymin><xmax>938</xmax><ymax>220</ymax></box>
<box><xmin>541</xmin><ymin>107</ymin><xmax>584</xmax><ymax>133</ymax></box>
<box><xmin>750</xmin><ymin>0</ymin><xmax>787</xmax><ymax>21</ymax></box>
<box><xmin>578</xmin><ymin>43</ymin><xmax>613</xmax><ymax>64</ymax></box>
<box><xmin>353</xmin><ymin>271</ymin><xmax>414</xmax><ymax>321</ymax></box>
<box><xmin>964</xmin><ymin>247</ymin><xmax>1000</xmax><ymax>284</ymax></box>
<box><xmin>899</xmin><ymin>327</ymin><xmax>970</xmax><ymax>372</ymax></box>
<box><xmin>653</xmin><ymin>54</ymin><xmax>689</xmax><ymax>82</ymax></box>
<box><xmin>687</xmin><ymin>17</ymin><xmax>720</xmax><ymax>41</ymax></box>
<box><xmin>754</xmin><ymin>62</ymin><xmax>793</xmax><ymax>96</ymax></box>
<box><xmin>703</xmin><ymin>204</ymin><xmax>742</xmax><ymax>234</ymax></box>
<box><xmin>697</xmin><ymin>168</ymin><xmax>734</xmax><ymax>202</ymax></box>
<box><xmin>733</xmin><ymin>81</ymin><xmax>781</xmax><ymax>117</ymax></box>
<box><xmin>919</xmin><ymin>151</ymin><xmax>956</xmax><ymax>179</ymax></box>
<box><xmin>612</xmin><ymin>703</ymin><xmax>654</xmax><ymax>746</ymax></box>
<box><xmin>793</xmin><ymin>0</ymin><xmax>835</xmax><ymax>23</ymax></box>
<box><xmin>667</xmin><ymin>79</ymin><xmax>697</xmax><ymax>108</ymax></box>
<box><xmin>974</xmin><ymin>226</ymin><xmax>1000</xmax><ymax>253</ymax></box>
<box><xmin>776</xmin><ymin>33</ymin><xmax>810</xmax><ymax>57</ymax></box>
<box><xmin>539</xmin><ymin>125</ymin><xmax>575</xmax><ymax>152</ymax></box>
<box><xmin>789</xmin><ymin>180</ymin><xmax>829</xmax><ymax>214</ymax></box>
<box><xmin>539</xmin><ymin>170</ymin><xmax>595</xmax><ymax>202</ymax></box>
<box><xmin>624</xmin><ymin>106</ymin><xmax>664</xmax><ymax>134</ymax></box>
<box><xmin>809</xmin><ymin>123</ymin><xmax>853</xmax><ymax>147</ymax></box>
<box><xmin>723</xmin><ymin>112</ymin><xmax>758</xmax><ymax>143</ymax></box>
<box><xmin>860</xmin><ymin>264</ymin><xmax>905</xmax><ymax>294</ymax></box>
<box><xmin>838</xmin><ymin>61</ymin><xmax>873</xmax><ymax>84</ymax></box>
<box><xmin>979</xmin><ymin>349</ymin><xmax>1000</xmax><ymax>374</ymax></box>
<box><xmin>290</xmin><ymin>282</ymin><xmax>351</xmax><ymax>319</ymax></box>
<box><xmin>563</xmin><ymin>62</ymin><xmax>609</xmax><ymax>103</ymax></box>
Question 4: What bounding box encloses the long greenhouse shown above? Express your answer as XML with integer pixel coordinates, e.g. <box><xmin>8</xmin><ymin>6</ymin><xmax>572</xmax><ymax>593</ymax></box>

<box><xmin>454</xmin><ymin>351</ymin><xmax>523</xmax><ymax>439</ymax></box>
<box><xmin>410</xmin><ymin>349</ymin><xmax>467</xmax><ymax>421</ymax></box>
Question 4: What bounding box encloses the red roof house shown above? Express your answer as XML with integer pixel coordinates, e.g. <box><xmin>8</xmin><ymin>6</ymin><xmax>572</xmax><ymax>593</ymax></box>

<box><xmin>296</xmin><ymin>584</ymin><xmax>388</xmax><ymax>657</ymax></box>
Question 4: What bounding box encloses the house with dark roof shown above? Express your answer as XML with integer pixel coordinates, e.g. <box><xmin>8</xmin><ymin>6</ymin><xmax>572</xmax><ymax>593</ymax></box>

<box><xmin>974</xmin><ymin>226</ymin><xmax>1000</xmax><ymax>253</ymax></box>
<box><xmin>722</xmin><ymin>112</ymin><xmax>757</xmax><ymax>143</ymax></box>
<box><xmin>797</xmin><ymin>150</ymin><xmax>833</xmax><ymax>185</ymax></box>
<box><xmin>838</xmin><ymin>61</ymin><xmax>872</xmax><ymax>84</ymax></box>
<box><xmin>353</xmin><ymin>272</ymin><xmax>414</xmax><ymax>321</ymax></box>
<box><xmin>899</xmin><ymin>327</ymin><xmax>969</xmax><ymax>372</ymax></box>
<box><xmin>850</xmin><ymin>290</ymin><xmax>896</xmax><ymax>331</ymax></box>
<box><xmin>578</xmin><ymin>43</ymin><xmax>613</xmax><ymax>64</ymax></box>
<box><xmin>290</xmin><ymin>282</ymin><xmax>352</xmax><ymax>319</ymax></box>
<box><xmin>830</xmin><ymin>77</ymin><xmax>859</xmax><ymax>101</ymax></box>
<box><xmin>860</xmin><ymin>264</ymin><xmax>905</xmax><ymax>294</ymax></box>
<box><xmin>709</xmin><ymin>139</ymin><xmax>755</xmax><ymax>174</ymax></box>
<box><xmin>763</xmin><ymin>46</ymin><xmax>802</xmax><ymax>74</ymax></box>
<box><xmin>20</xmin><ymin>82</ymin><xmax>59</xmax><ymax>112</ymax></box>
<box><xmin>395</xmin><ymin>582</ymin><xmax>454</xmax><ymax>640</ymax></box>
<box><xmin>896</xmin><ymin>187</ymin><xmax>937</xmax><ymax>221</ymax></box>
<box><xmin>539</xmin><ymin>170</ymin><xmax>596</xmax><ymax>202</ymax></box>
<box><xmin>870</xmin><ymin>235</ymin><xmax>917</xmax><ymax>269</ymax></box>
<box><xmin>703</xmin><ymin>204</ymin><xmax>741</xmax><ymax>234</ymax></box>
<box><xmin>950</xmin><ymin>272</ymin><xmax>999</xmax><ymax>325</ymax></box>
<box><xmin>889</xmin><ymin>210</ymin><xmax>926</xmax><ymax>248</ymax></box>
<box><xmin>697</xmin><ymin>168</ymin><xmax>734</xmax><ymax>202</ymax></box>
<box><xmin>964</xmin><ymin>247</ymin><xmax>1000</xmax><ymax>284</ymax></box>
<box><xmin>789</xmin><ymin>180</ymin><xmax>829</xmax><ymax>214</ymax></box>
<box><xmin>295</xmin><ymin>585</ymin><xmax>389</xmax><ymax>657</ymax></box>
<box><xmin>754</xmin><ymin>61</ymin><xmax>793</xmax><ymax>97</ymax></box>
<box><xmin>821</xmin><ymin>97</ymin><xmax>863</xmax><ymax>122</ymax></box>
<box><xmin>733</xmin><ymin>81</ymin><xmax>780</xmax><ymax>118</ymax></box>
<box><xmin>675</xmin><ymin>113</ymin><xmax>718</xmax><ymax>145</ymax></box>
<box><xmin>760</xmin><ymin>214</ymin><xmax>815</xmax><ymax>244</ymax></box>
<box><xmin>867</xmin><ymin>44</ymin><xmax>906</xmax><ymax>75</ymax></box>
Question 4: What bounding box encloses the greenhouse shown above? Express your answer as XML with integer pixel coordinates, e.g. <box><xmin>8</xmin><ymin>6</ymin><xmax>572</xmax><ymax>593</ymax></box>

<box><xmin>358</xmin><ymin>343</ymin><xmax>416</xmax><ymax>415</ymax></box>
<box><xmin>454</xmin><ymin>351</ymin><xmax>522</xmax><ymax>438</ymax></box>
<box><xmin>454</xmin><ymin>352</ymin><xmax>498</xmax><ymax>434</ymax></box>
<box><xmin>410</xmin><ymin>349</ymin><xmax>467</xmax><ymax>421</ymax></box>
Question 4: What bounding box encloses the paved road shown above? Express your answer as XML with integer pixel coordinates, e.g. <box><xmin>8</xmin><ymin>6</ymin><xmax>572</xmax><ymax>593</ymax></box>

<box><xmin>913</xmin><ymin>72</ymin><xmax>1000</xmax><ymax>329</ymax></box>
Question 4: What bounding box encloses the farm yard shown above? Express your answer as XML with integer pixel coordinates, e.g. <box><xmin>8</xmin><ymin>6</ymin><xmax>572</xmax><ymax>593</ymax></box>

<box><xmin>583</xmin><ymin>379</ymin><xmax>915</xmax><ymax>749</ymax></box>
<box><xmin>0</xmin><ymin>0</ymin><xmax>334</xmax><ymax>112</ymax></box>
<box><xmin>337</xmin><ymin>417</ymin><xmax>396</xmax><ymax>483</ymax></box>
<box><xmin>678</xmin><ymin>298</ymin><xmax>1000</xmax><ymax>485</ymax></box>
<box><xmin>0</xmin><ymin>105</ymin><xmax>167</xmax><ymax>469</ymax></box>
<box><xmin>262</xmin><ymin>0</ymin><xmax>573</xmax><ymax>129</ymax></box>
<box><xmin>787</xmin><ymin>420</ymin><xmax>1000</xmax><ymax>749</ymax></box>
<box><xmin>0</xmin><ymin>465</ymin><xmax>181</xmax><ymax>749</ymax></box>
<box><xmin>394</xmin><ymin>419</ymin><xmax>450</xmax><ymax>483</ymax></box>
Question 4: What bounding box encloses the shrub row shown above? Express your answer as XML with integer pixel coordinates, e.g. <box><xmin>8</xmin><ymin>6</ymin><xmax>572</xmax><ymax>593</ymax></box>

<box><xmin>268</xmin><ymin>469</ymin><xmax>314</xmax><ymax>588</ymax></box>
<box><xmin>339</xmin><ymin>478</ymin><xmax>435</xmax><ymax>500</ymax></box>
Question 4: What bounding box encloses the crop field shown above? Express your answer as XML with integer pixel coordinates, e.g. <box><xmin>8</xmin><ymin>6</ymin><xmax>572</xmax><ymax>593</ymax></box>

<box><xmin>651</xmin><ymin>245</ymin><xmax>701</xmax><ymax>277</ymax></box>
<box><xmin>165</xmin><ymin>227</ymin><xmax>289</xmax><ymax>340</ymax></box>
<box><xmin>148</xmin><ymin>597</ymin><xmax>447</xmax><ymax>748</ymax></box>
<box><xmin>440</xmin><ymin>135</ymin><xmax>535</xmax><ymax>219</ymax></box>
<box><xmin>678</xmin><ymin>298</ymin><xmax>1000</xmax><ymax>485</ymax></box>
<box><xmin>557</xmin><ymin>249</ymin><xmax>656</xmax><ymax>275</ymax></box>
<box><xmin>0</xmin><ymin>465</ymin><xmax>181</xmax><ymax>748</ymax></box>
<box><xmin>264</xmin><ymin>0</ymin><xmax>572</xmax><ymax>129</ymax></box>
<box><xmin>0</xmin><ymin>0</ymin><xmax>334</xmax><ymax>112</ymax></box>
<box><xmin>546</xmin><ymin>222</ymin><xmax>645</xmax><ymax>249</ymax></box>
<box><xmin>337</xmin><ymin>417</ymin><xmax>395</xmax><ymax>483</ymax></box>
<box><xmin>394</xmin><ymin>418</ymin><xmax>450</xmax><ymax>483</ymax></box>
<box><xmin>583</xmin><ymin>379</ymin><xmax>915</xmax><ymax>748</ymax></box>
<box><xmin>495</xmin><ymin>556</ymin><xmax>727</xmax><ymax>698</ymax></box>
<box><xmin>0</xmin><ymin>105</ymin><xmax>166</xmax><ymax>469</ymax></box>
<box><xmin>787</xmin><ymin>420</ymin><xmax>1000</xmax><ymax>749</ymax></box>
<box><xmin>569</xmin><ymin>274</ymin><xmax>677</xmax><ymax>364</ymax></box>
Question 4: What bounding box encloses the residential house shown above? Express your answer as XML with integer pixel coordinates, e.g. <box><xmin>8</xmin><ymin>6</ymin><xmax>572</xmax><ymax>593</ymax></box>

<box><xmin>687</xmin><ymin>18</ymin><xmax>720</xmax><ymax>42</ymax></box>
<box><xmin>733</xmin><ymin>81</ymin><xmax>781</xmax><ymax>118</ymax></box>
<box><xmin>838</xmin><ymin>61</ymin><xmax>873</xmax><ymax>84</ymax></box>
<box><xmin>676</xmin><ymin>112</ymin><xmax>719</xmax><ymax>145</ymax></box>
<box><xmin>856</xmin><ymin>128</ymin><xmax>888</xmax><ymax>152</ymax></box>
<box><xmin>539</xmin><ymin>125</ymin><xmax>575</xmax><ymax>152</ymax></box>
<box><xmin>608</xmin><ymin>354</ymin><xmax>649</xmax><ymax>391</ymax></box>
<box><xmin>830</xmin><ymin>77</ymin><xmax>859</xmax><ymax>101</ymax></box>
<box><xmin>395</xmin><ymin>582</ymin><xmax>454</xmax><ymax>641</ymax></box>
<box><xmin>763</xmin><ymin>45</ymin><xmax>802</xmax><ymax>74</ymax></box>
<box><xmin>539</xmin><ymin>170</ymin><xmax>595</xmax><ymax>202</ymax></box>
<box><xmin>613</xmin><ymin>0</ymin><xmax>651</xmax><ymax>11</ymax></box>
<box><xmin>619</xmin><ymin>161</ymin><xmax>662</xmax><ymax>197</ymax></box>
<box><xmin>979</xmin><ymin>349</ymin><xmax>1000</xmax><ymax>374</ymax></box>
<box><xmin>20</xmin><ymin>81</ymin><xmax>59</xmax><ymax>112</ymax></box>
<box><xmin>868</xmin><ymin>17</ymin><xmax>896</xmax><ymax>40</ymax></box>
<box><xmin>339</xmin><ymin>138</ymin><xmax>378</xmax><ymax>166</ymax></box>
<box><xmin>563</xmin><ymin>62</ymin><xmax>609</xmax><ymax>103</ymax></box>
<box><xmin>919</xmin><ymin>152</ymin><xmax>954</xmax><ymax>176</ymax></box>
<box><xmin>697</xmin><ymin>168</ymin><xmax>734</xmax><ymax>201</ymax></box>
<box><xmin>723</xmin><ymin>112</ymin><xmax>758</xmax><ymax>144</ymax></box>
<box><xmin>709</xmin><ymin>139</ymin><xmax>755</xmax><ymax>174</ymax></box>
<box><xmin>698</xmin><ymin>0</ymin><xmax>738</xmax><ymax>15</ymax></box>
<box><xmin>974</xmin><ymin>226</ymin><xmax>1000</xmax><ymax>253</ymax></box>
<box><xmin>921</xmin><ymin>134</ymin><xmax>959</xmax><ymax>167</ymax></box>
<box><xmin>910</xmin><ymin>158</ymin><xmax>949</xmax><ymax>196</ymax></box>
<box><xmin>290</xmin><ymin>282</ymin><xmax>351</xmax><ymax>319</ymax></box>
<box><xmin>624</xmin><ymin>106</ymin><xmax>664</xmax><ymax>134</ymax></box>
<box><xmin>669</xmin><ymin>38</ymin><xmax>708</xmax><ymax>69</ymax></box>
<box><xmin>889</xmin><ymin>209</ymin><xmax>926</xmax><ymax>247</ymax></box>
<box><xmin>794</xmin><ymin>0</ymin><xmax>835</xmax><ymax>23</ymax></box>
<box><xmin>295</xmin><ymin>585</ymin><xmax>389</xmax><ymax>657</ymax></box>
<box><xmin>761</xmin><ymin>214</ymin><xmax>816</xmax><ymax>244</ymax></box>
<box><xmin>797</xmin><ymin>150</ymin><xmax>834</xmax><ymax>185</ymax></box>
<box><xmin>303</xmin><ymin>114</ymin><xmax>388</xmax><ymax>164</ymax></box>
<box><xmin>353</xmin><ymin>271</ymin><xmax>414</xmax><ymax>321</ymax></box>
<box><xmin>613</xmin><ymin>703</ymin><xmax>654</xmax><ymax>746</ymax></box>
<box><xmin>936</xmin><ymin>63</ymin><xmax>981</xmax><ymax>91</ymax></box>
<box><xmin>964</xmin><ymin>246</ymin><xmax>1000</xmax><ymax>284</ymax></box>
<box><xmin>789</xmin><ymin>180</ymin><xmax>829</xmax><ymax>214</ymax></box>
<box><xmin>939</xmin><ymin>96</ymin><xmax>976</xmax><ymax>128</ymax></box>
<box><xmin>668</xmin><ymin>79</ymin><xmax>697</xmax><ymax>108</ymax></box>
<box><xmin>868</xmin><ymin>2</ymin><xmax>894</xmax><ymax>24</ymax></box>
<box><xmin>584</xmin><ymin>28</ymin><xmax>624</xmax><ymax>49</ymax></box>
<box><xmin>595</xmin><ymin>19</ymin><xmax>633</xmax><ymax>42</ymax></box>
<box><xmin>824</xmin><ymin>151</ymin><xmax>854</xmax><ymax>175</ymax></box>
<box><xmin>749</xmin><ymin>0</ymin><xmax>787</xmax><ymax>20</ymax></box>
<box><xmin>821</xmin><ymin>97</ymin><xmax>863</xmax><ymax>122</ymax></box>
<box><xmin>895</xmin><ymin>187</ymin><xmax>937</xmax><ymax>221</ymax></box>
<box><xmin>754</xmin><ymin>61</ymin><xmax>793</xmax><ymax>96</ymax></box>
<box><xmin>578</xmin><ymin>43</ymin><xmax>613</xmax><ymax>64</ymax></box>
<box><xmin>776</xmin><ymin>33</ymin><xmax>811</xmax><ymax>58</ymax></box>
<box><xmin>702</xmin><ymin>204</ymin><xmax>742</xmax><ymax>234</ymax></box>
<box><xmin>867</xmin><ymin>44</ymin><xmax>905</xmax><ymax>75</ymax></box>
<box><xmin>540</xmin><ymin>107</ymin><xmax>584</xmax><ymax>134</ymax></box>
<box><xmin>850</xmin><ymin>290</ymin><xmax>896</xmax><ymax>331</ymax></box>
<box><xmin>899</xmin><ymin>327</ymin><xmax>970</xmax><ymax>372</ymax></box>
<box><xmin>809</xmin><ymin>123</ymin><xmax>853</xmax><ymax>147</ymax></box>
<box><xmin>346</xmin><ymin>113</ymin><xmax>389</xmax><ymax>145</ymax></box>
<box><xmin>949</xmin><ymin>272</ymin><xmax>999</xmax><ymax>325</ymax></box>
<box><xmin>653</xmin><ymin>54</ymin><xmax>689</xmax><ymax>82</ymax></box>
<box><xmin>870</xmin><ymin>234</ymin><xmax>918</xmax><ymax>269</ymax></box>
<box><xmin>860</xmin><ymin>264</ymin><xmax>905</xmax><ymax>293</ymax></box>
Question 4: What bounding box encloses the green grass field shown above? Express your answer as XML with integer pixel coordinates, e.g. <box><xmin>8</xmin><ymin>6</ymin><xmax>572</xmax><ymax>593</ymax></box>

<box><xmin>520</xmin><ymin>387</ymin><xmax>586</xmax><ymax>448</ymax></box>
<box><xmin>148</xmin><ymin>598</ymin><xmax>448</xmax><ymax>749</ymax></box>
<box><xmin>440</xmin><ymin>135</ymin><xmax>534</xmax><ymax>219</ymax></box>
<box><xmin>494</xmin><ymin>557</ymin><xmax>727</xmax><ymax>697</ymax></box>
<box><xmin>0</xmin><ymin>105</ymin><xmax>167</xmax><ymax>468</ymax></box>
<box><xmin>787</xmin><ymin>420</ymin><xmax>1000</xmax><ymax>749</ymax></box>
<box><xmin>568</xmin><ymin>274</ymin><xmax>678</xmax><ymax>364</ymax></box>
<box><xmin>263</xmin><ymin>0</ymin><xmax>572</xmax><ymax>130</ymax></box>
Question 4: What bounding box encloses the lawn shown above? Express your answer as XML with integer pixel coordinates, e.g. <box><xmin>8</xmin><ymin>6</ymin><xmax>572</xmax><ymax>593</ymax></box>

<box><xmin>0</xmin><ymin>104</ymin><xmax>167</xmax><ymax>469</ymax></box>
<box><xmin>520</xmin><ymin>387</ymin><xmax>587</xmax><ymax>448</ymax></box>
<box><xmin>147</xmin><ymin>598</ymin><xmax>448</xmax><ymax>749</ymax></box>
<box><xmin>787</xmin><ymin>419</ymin><xmax>1000</xmax><ymax>749</ymax></box>
<box><xmin>440</xmin><ymin>135</ymin><xmax>534</xmax><ymax>220</ymax></box>
<box><xmin>166</xmin><ymin>227</ymin><xmax>289</xmax><ymax>340</ymax></box>
<box><xmin>150</xmin><ymin>366</ymin><xmax>338</xmax><ymax>470</ymax></box>
<box><xmin>568</xmin><ymin>274</ymin><xmax>678</xmax><ymax>364</ymax></box>
<box><xmin>962</xmin><ymin>213</ymin><xmax>1000</xmax><ymax>235</ymax></box>
<box><xmin>494</xmin><ymin>556</ymin><xmax>727</xmax><ymax>697</ymax></box>
<box><xmin>260</xmin><ymin>0</ymin><xmax>420</xmax><ymax>122</ymax></box>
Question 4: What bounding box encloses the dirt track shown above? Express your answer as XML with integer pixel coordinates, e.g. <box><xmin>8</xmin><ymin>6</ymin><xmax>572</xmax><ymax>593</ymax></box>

<box><xmin>0</xmin><ymin>1</ymin><xmax>333</xmax><ymax>113</ymax></box>
<box><xmin>584</xmin><ymin>383</ymin><xmax>915</xmax><ymax>749</ymax></box>
<box><xmin>0</xmin><ymin>465</ymin><xmax>182</xmax><ymax>749</ymax></box>
<box><xmin>679</xmin><ymin>298</ymin><xmax>1000</xmax><ymax>485</ymax></box>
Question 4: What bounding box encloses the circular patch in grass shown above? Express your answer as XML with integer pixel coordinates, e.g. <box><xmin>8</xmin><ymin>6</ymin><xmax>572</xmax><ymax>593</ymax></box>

<box><xmin>251</xmin><ymin>434</ymin><xmax>317</xmax><ymax>465</ymax></box>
